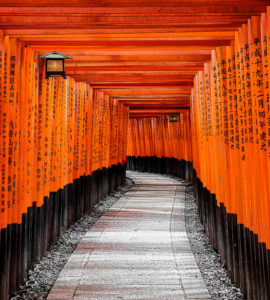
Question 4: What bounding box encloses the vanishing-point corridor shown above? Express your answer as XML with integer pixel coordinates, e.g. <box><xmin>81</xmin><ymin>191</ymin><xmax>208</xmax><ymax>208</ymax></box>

<box><xmin>1</xmin><ymin>1</ymin><xmax>270</xmax><ymax>299</ymax></box>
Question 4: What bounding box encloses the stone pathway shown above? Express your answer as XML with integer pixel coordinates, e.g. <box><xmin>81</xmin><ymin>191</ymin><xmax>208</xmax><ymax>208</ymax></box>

<box><xmin>48</xmin><ymin>171</ymin><xmax>211</xmax><ymax>300</ymax></box>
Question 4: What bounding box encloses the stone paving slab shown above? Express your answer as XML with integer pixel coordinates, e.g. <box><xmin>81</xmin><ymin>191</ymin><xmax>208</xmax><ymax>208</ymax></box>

<box><xmin>48</xmin><ymin>171</ymin><xmax>210</xmax><ymax>300</ymax></box>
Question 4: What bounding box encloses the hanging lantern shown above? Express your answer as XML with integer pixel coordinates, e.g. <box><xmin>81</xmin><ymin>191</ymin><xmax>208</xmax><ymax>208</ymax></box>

<box><xmin>38</xmin><ymin>51</ymin><xmax>72</xmax><ymax>79</ymax></box>
<box><xmin>169</xmin><ymin>114</ymin><xmax>178</xmax><ymax>122</ymax></box>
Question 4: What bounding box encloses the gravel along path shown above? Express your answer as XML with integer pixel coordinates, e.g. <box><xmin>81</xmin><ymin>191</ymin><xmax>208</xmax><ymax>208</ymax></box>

<box><xmin>184</xmin><ymin>184</ymin><xmax>244</xmax><ymax>300</ymax></box>
<box><xmin>11</xmin><ymin>173</ymin><xmax>243</xmax><ymax>300</ymax></box>
<box><xmin>11</xmin><ymin>178</ymin><xmax>134</xmax><ymax>300</ymax></box>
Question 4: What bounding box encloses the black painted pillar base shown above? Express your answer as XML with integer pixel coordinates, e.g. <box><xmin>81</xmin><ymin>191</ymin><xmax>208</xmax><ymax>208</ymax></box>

<box><xmin>127</xmin><ymin>155</ymin><xmax>270</xmax><ymax>300</ymax></box>
<box><xmin>0</xmin><ymin>162</ymin><xmax>126</xmax><ymax>300</ymax></box>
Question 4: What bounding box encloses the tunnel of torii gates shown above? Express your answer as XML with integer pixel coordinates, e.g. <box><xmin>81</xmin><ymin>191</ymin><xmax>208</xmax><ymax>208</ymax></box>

<box><xmin>0</xmin><ymin>0</ymin><xmax>270</xmax><ymax>299</ymax></box>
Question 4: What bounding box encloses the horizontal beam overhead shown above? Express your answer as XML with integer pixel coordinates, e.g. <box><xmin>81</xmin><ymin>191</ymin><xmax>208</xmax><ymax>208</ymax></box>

<box><xmin>1</xmin><ymin>0</ymin><xmax>269</xmax><ymax>116</ymax></box>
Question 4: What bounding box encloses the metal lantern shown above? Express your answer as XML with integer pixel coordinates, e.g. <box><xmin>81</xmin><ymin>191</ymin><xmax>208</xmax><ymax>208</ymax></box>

<box><xmin>169</xmin><ymin>114</ymin><xmax>178</xmax><ymax>122</ymax></box>
<box><xmin>38</xmin><ymin>51</ymin><xmax>72</xmax><ymax>79</ymax></box>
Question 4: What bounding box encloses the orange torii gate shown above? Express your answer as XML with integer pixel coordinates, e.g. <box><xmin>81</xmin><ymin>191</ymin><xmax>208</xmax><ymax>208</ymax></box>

<box><xmin>0</xmin><ymin>1</ymin><xmax>270</xmax><ymax>300</ymax></box>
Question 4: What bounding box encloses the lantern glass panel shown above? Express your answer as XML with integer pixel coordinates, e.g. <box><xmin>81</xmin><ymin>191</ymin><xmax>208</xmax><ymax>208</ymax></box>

<box><xmin>169</xmin><ymin>115</ymin><xmax>178</xmax><ymax>122</ymax></box>
<box><xmin>47</xmin><ymin>59</ymin><xmax>64</xmax><ymax>72</ymax></box>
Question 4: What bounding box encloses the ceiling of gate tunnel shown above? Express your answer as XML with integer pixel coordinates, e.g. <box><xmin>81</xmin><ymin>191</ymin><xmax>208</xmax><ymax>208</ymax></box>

<box><xmin>2</xmin><ymin>0</ymin><xmax>270</xmax><ymax>117</ymax></box>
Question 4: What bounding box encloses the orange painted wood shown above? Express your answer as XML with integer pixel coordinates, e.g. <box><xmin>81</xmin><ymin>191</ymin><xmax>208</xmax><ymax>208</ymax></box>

<box><xmin>0</xmin><ymin>0</ymin><xmax>269</xmax><ymax>253</ymax></box>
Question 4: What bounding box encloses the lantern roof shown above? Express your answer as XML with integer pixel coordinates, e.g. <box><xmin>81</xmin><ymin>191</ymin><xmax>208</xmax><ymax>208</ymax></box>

<box><xmin>38</xmin><ymin>51</ymin><xmax>72</xmax><ymax>60</ymax></box>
